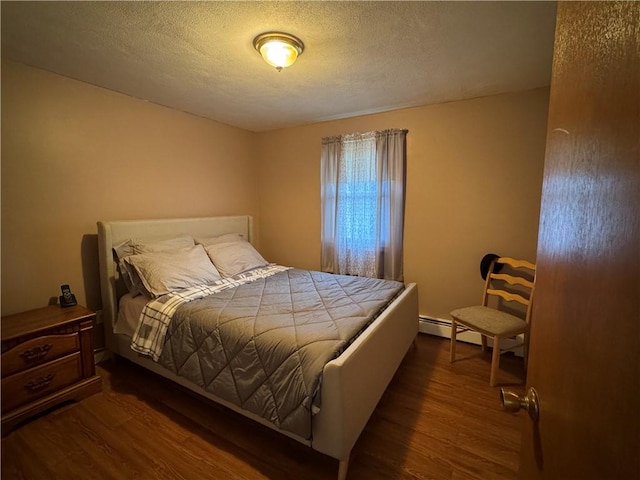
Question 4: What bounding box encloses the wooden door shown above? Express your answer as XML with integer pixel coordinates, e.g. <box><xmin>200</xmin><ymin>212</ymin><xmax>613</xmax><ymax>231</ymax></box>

<box><xmin>519</xmin><ymin>2</ymin><xmax>639</xmax><ymax>479</ymax></box>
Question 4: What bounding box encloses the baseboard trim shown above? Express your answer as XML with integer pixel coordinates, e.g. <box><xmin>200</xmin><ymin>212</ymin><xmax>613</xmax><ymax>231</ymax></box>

<box><xmin>419</xmin><ymin>315</ymin><xmax>524</xmax><ymax>356</ymax></box>
<box><xmin>94</xmin><ymin>348</ymin><xmax>109</xmax><ymax>365</ymax></box>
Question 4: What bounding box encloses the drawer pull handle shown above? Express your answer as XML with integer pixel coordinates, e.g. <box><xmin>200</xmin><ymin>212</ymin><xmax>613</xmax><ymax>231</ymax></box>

<box><xmin>20</xmin><ymin>344</ymin><xmax>53</xmax><ymax>362</ymax></box>
<box><xmin>25</xmin><ymin>374</ymin><xmax>55</xmax><ymax>393</ymax></box>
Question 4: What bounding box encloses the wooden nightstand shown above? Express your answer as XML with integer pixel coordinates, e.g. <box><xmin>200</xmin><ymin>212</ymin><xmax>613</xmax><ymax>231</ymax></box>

<box><xmin>1</xmin><ymin>304</ymin><xmax>102</xmax><ymax>434</ymax></box>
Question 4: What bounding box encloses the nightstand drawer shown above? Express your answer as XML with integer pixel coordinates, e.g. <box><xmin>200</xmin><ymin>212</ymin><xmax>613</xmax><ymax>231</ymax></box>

<box><xmin>1</xmin><ymin>305</ymin><xmax>101</xmax><ymax>434</ymax></box>
<box><xmin>1</xmin><ymin>333</ymin><xmax>80</xmax><ymax>377</ymax></box>
<box><xmin>1</xmin><ymin>352</ymin><xmax>83</xmax><ymax>413</ymax></box>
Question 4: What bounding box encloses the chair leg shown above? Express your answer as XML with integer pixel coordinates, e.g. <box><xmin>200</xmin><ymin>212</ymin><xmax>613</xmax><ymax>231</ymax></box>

<box><xmin>450</xmin><ymin>318</ymin><xmax>457</xmax><ymax>363</ymax></box>
<box><xmin>490</xmin><ymin>336</ymin><xmax>500</xmax><ymax>387</ymax></box>
<box><xmin>481</xmin><ymin>334</ymin><xmax>488</xmax><ymax>352</ymax></box>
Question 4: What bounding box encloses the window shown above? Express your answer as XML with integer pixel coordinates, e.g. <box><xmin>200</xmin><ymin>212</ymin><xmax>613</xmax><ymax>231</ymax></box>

<box><xmin>320</xmin><ymin>129</ymin><xmax>407</xmax><ymax>280</ymax></box>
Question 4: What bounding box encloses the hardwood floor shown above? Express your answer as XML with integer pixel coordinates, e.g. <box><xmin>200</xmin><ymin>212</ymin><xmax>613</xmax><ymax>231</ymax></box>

<box><xmin>1</xmin><ymin>334</ymin><xmax>526</xmax><ymax>479</ymax></box>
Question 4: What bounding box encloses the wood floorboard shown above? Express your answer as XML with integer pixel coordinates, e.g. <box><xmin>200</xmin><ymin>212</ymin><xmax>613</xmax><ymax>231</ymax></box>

<box><xmin>1</xmin><ymin>334</ymin><xmax>525</xmax><ymax>479</ymax></box>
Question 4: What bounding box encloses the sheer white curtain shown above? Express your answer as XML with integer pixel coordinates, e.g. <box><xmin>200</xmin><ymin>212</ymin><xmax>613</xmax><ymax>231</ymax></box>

<box><xmin>321</xmin><ymin>129</ymin><xmax>407</xmax><ymax>281</ymax></box>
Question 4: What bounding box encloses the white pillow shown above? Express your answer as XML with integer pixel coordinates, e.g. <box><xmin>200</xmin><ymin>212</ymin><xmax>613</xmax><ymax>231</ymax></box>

<box><xmin>113</xmin><ymin>236</ymin><xmax>195</xmax><ymax>296</ymax></box>
<box><xmin>124</xmin><ymin>245</ymin><xmax>221</xmax><ymax>297</ymax></box>
<box><xmin>134</xmin><ymin>236</ymin><xmax>195</xmax><ymax>254</ymax></box>
<box><xmin>204</xmin><ymin>241</ymin><xmax>268</xmax><ymax>278</ymax></box>
<box><xmin>114</xmin><ymin>235</ymin><xmax>194</xmax><ymax>259</ymax></box>
<box><xmin>113</xmin><ymin>239</ymin><xmax>139</xmax><ymax>295</ymax></box>
<box><xmin>195</xmin><ymin>233</ymin><xmax>245</xmax><ymax>246</ymax></box>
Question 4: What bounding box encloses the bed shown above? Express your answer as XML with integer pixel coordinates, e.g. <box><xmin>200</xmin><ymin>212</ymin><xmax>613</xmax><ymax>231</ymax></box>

<box><xmin>97</xmin><ymin>215</ymin><xmax>418</xmax><ymax>480</ymax></box>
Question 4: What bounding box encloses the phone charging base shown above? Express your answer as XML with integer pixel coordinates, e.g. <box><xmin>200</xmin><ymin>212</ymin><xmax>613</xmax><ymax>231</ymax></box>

<box><xmin>60</xmin><ymin>294</ymin><xmax>77</xmax><ymax>308</ymax></box>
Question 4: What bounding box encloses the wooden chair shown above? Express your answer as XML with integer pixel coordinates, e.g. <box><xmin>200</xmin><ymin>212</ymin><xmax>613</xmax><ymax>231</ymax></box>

<box><xmin>449</xmin><ymin>257</ymin><xmax>536</xmax><ymax>386</ymax></box>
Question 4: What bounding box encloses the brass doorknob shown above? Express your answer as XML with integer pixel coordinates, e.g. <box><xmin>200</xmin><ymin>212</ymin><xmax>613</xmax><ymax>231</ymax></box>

<box><xmin>500</xmin><ymin>387</ymin><xmax>540</xmax><ymax>422</ymax></box>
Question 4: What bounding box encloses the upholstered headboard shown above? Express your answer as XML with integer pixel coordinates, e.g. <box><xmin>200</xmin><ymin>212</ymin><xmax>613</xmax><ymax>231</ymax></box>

<box><xmin>96</xmin><ymin>215</ymin><xmax>254</xmax><ymax>352</ymax></box>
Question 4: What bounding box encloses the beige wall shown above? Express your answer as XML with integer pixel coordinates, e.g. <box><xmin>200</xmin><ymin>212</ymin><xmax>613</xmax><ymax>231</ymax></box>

<box><xmin>255</xmin><ymin>89</ymin><xmax>549</xmax><ymax>319</ymax></box>
<box><xmin>1</xmin><ymin>60</ymin><xmax>258</xmax><ymax>315</ymax></box>
<box><xmin>1</xmin><ymin>59</ymin><xmax>548</xmax><ymax>324</ymax></box>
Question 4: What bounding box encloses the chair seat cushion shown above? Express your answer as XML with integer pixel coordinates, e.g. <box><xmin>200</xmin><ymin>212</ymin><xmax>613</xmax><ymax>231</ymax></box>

<box><xmin>450</xmin><ymin>305</ymin><xmax>527</xmax><ymax>336</ymax></box>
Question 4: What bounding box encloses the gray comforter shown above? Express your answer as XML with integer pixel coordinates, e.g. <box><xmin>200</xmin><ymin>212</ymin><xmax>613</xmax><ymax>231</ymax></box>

<box><xmin>156</xmin><ymin>268</ymin><xmax>403</xmax><ymax>439</ymax></box>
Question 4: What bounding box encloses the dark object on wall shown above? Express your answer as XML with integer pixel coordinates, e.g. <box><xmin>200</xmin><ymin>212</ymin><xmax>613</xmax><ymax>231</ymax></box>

<box><xmin>480</xmin><ymin>253</ymin><xmax>504</xmax><ymax>280</ymax></box>
<box><xmin>59</xmin><ymin>284</ymin><xmax>77</xmax><ymax>308</ymax></box>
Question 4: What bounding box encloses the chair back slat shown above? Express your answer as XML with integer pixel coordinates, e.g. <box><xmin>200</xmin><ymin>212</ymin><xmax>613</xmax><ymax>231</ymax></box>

<box><xmin>496</xmin><ymin>257</ymin><xmax>536</xmax><ymax>271</ymax></box>
<box><xmin>482</xmin><ymin>257</ymin><xmax>537</xmax><ymax>322</ymax></box>
<box><xmin>486</xmin><ymin>288</ymin><xmax>530</xmax><ymax>306</ymax></box>
<box><xmin>490</xmin><ymin>273</ymin><xmax>534</xmax><ymax>289</ymax></box>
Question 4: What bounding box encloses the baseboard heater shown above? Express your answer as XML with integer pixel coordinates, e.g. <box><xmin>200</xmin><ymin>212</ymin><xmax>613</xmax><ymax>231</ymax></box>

<box><xmin>418</xmin><ymin>315</ymin><xmax>524</xmax><ymax>356</ymax></box>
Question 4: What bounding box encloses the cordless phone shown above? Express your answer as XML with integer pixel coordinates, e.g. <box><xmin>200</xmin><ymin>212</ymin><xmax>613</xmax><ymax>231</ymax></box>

<box><xmin>59</xmin><ymin>284</ymin><xmax>77</xmax><ymax>308</ymax></box>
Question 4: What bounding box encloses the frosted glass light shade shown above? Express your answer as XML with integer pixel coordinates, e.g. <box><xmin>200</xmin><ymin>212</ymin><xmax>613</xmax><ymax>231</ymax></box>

<box><xmin>253</xmin><ymin>32</ymin><xmax>304</xmax><ymax>71</ymax></box>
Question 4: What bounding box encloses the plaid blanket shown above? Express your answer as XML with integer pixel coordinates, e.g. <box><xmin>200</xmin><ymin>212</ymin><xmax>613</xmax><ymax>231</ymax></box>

<box><xmin>131</xmin><ymin>264</ymin><xmax>291</xmax><ymax>360</ymax></box>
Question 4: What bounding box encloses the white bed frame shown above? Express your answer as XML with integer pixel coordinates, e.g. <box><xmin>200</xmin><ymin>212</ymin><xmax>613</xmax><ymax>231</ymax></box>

<box><xmin>97</xmin><ymin>215</ymin><xmax>418</xmax><ymax>480</ymax></box>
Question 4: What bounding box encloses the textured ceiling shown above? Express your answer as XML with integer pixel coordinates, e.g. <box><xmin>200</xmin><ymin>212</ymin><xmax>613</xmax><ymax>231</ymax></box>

<box><xmin>1</xmin><ymin>1</ymin><xmax>557</xmax><ymax>132</ymax></box>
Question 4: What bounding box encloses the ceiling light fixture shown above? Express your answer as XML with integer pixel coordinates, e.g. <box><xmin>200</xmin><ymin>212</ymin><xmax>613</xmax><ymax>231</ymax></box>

<box><xmin>253</xmin><ymin>32</ymin><xmax>304</xmax><ymax>72</ymax></box>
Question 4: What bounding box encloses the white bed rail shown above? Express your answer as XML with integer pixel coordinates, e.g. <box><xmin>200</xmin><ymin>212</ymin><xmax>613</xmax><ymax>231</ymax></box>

<box><xmin>312</xmin><ymin>283</ymin><xmax>419</xmax><ymax>469</ymax></box>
